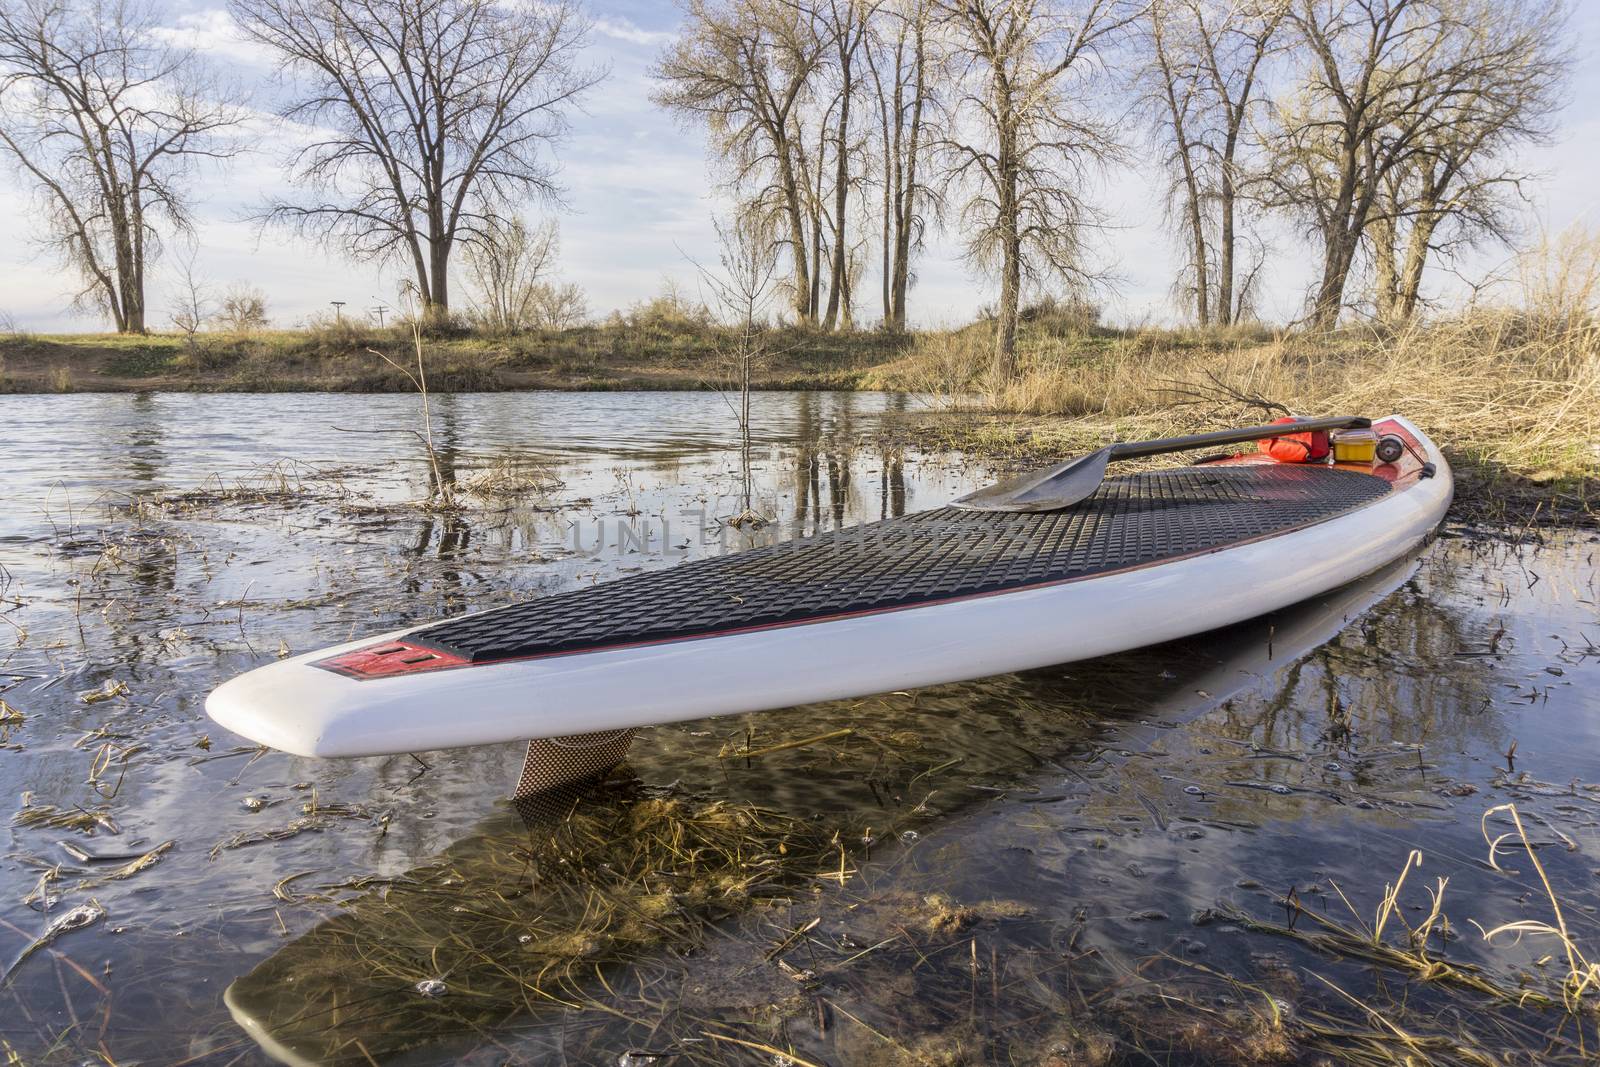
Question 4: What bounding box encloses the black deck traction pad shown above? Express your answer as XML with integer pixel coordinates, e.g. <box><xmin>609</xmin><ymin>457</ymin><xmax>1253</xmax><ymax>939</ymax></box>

<box><xmin>410</xmin><ymin>464</ymin><xmax>1391</xmax><ymax>663</ymax></box>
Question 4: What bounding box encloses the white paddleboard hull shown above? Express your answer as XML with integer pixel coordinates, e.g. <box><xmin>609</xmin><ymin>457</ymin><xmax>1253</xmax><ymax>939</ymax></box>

<box><xmin>206</xmin><ymin>416</ymin><xmax>1451</xmax><ymax>758</ymax></box>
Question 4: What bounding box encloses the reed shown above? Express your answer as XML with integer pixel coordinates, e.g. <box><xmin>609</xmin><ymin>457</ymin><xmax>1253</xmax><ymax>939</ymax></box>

<box><xmin>1475</xmin><ymin>802</ymin><xmax>1600</xmax><ymax>1010</ymax></box>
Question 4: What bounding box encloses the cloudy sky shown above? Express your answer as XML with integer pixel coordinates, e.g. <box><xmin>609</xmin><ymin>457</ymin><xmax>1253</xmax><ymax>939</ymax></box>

<box><xmin>2</xmin><ymin>0</ymin><xmax>1597</xmax><ymax>332</ymax></box>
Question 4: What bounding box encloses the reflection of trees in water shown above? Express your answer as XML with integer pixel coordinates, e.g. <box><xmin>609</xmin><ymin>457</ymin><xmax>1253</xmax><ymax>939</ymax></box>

<box><xmin>793</xmin><ymin>434</ymin><xmax>820</xmax><ymax>529</ymax></box>
<box><xmin>1058</xmin><ymin>571</ymin><xmax>1495</xmax><ymax>832</ymax></box>
<box><xmin>826</xmin><ymin>452</ymin><xmax>851</xmax><ymax>526</ymax></box>
<box><xmin>786</xmin><ymin>397</ymin><xmax>895</xmax><ymax>533</ymax></box>
<box><xmin>880</xmin><ymin>444</ymin><xmax>907</xmax><ymax>519</ymax></box>
<box><xmin>403</xmin><ymin>512</ymin><xmax>473</xmax><ymax>601</ymax></box>
<box><xmin>423</xmin><ymin>392</ymin><xmax>462</xmax><ymax>500</ymax></box>
<box><xmin>1216</xmin><ymin>581</ymin><xmax>1495</xmax><ymax>761</ymax></box>
<box><xmin>86</xmin><ymin>394</ymin><xmax>184</xmax><ymax>656</ymax></box>
<box><xmin>121</xmin><ymin>392</ymin><xmax>166</xmax><ymax>487</ymax></box>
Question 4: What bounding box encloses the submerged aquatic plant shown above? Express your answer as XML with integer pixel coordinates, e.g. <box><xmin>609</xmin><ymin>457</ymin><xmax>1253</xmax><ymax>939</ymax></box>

<box><xmin>223</xmin><ymin>780</ymin><xmax>857</xmax><ymax>1063</ymax></box>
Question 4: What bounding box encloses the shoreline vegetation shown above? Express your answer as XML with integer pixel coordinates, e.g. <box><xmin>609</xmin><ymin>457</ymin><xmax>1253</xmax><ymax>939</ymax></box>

<box><xmin>3</xmin><ymin>301</ymin><xmax>1594</xmax><ymax>527</ymax></box>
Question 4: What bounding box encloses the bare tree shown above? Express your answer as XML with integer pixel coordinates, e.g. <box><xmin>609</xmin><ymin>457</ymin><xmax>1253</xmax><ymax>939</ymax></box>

<box><xmin>1139</xmin><ymin>0</ymin><xmax>1285</xmax><ymax>325</ymax></box>
<box><xmin>464</xmin><ymin>217</ymin><xmax>589</xmax><ymax>332</ymax></box>
<box><xmin>655</xmin><ymin>0</ymin><xmax>828</xmax><ymax>326</ymax></box>
<box><xmin>692</xmin><ymin>206</ymin><xmax>784</xmax><ymax>526</ymax></box>
<box><xmin>168</xmin><ymin>243</ymin><xmax>212</xmax><ymax>346</ymax></box>
<box><xmin>1265</xmin><ymin>0</ymin><xmax>1567</xmax><ymax>329</ymax></box>
<box><xmin>215</xmin><ymin>284</ymin><xmax>269</xmax><ymax>333</ymax></box>
<box><xmin>935</xmin><ymin>0</ymin><xmax>1136</xmax><ymax>379</ymax></box>
<box><xmin>0</xmin><ymin>0</ymin><xmax>243</xmax><ymax>333</ymax></box>
<box><xmin>464</xmin><ymin>217</ymin><xmax>559</xmax><ymax>334</ymax></box>
<box><xmin>865</xmin><ymin>0</ymin><xmax>936</xmax><ymax>330</ymax></box>
<box><xmin>1366</xmin><ymin>2</ymin><xmax>1567</xmax><ymax>323</ymax></box>
<box><xmin>232</xmin><ymin>0</ymin><xmax>603</xmax><ymax>322</ymax></box>
<box><xmin>529</xmin><ymin>281</ymin><xmax>589</xmax><ymax>330</ymax></box>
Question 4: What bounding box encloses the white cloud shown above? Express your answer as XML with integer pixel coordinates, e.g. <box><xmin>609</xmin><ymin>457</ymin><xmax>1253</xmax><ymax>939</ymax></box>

<box><xmin>150</xmin><ymin>8</ymin><xmax>276</xmax><ymax>68</ymax></box>
<box><xmin>592</xmin><ymin>15</ymin><xmax>674</xmax><ymax>47</ymax></box>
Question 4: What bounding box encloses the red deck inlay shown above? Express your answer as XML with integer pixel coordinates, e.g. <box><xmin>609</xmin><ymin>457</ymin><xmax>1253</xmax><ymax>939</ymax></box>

<box><xmin>314</xmin><ymin>640</ymin><xmax>469</xmax><ymax>679</ymax></box>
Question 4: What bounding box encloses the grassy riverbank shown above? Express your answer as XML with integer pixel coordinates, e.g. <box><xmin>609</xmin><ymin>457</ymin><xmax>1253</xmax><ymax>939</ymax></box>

<box><xmin>3</xmin><ymin>306</ymin><xmax>1595</xmax><ymax>525</ymax></box>
<box><xmin>0</xmin><ymin>318</ymin><xmax>907</xmax><ymax>393</ymax></box>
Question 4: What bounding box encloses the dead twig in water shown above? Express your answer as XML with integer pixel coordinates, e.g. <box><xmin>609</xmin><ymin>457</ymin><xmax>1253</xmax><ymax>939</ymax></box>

<box><xmin>718</xmin><ymin>727</ymin><xmax>854</xmax><ymax>761</ymax></box>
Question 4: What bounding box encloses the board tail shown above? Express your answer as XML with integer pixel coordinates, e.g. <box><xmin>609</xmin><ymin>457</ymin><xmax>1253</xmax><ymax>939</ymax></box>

<box><xmin>512</xmin><ymin>728</ymin><xmax>636</xmax><ymax>823</ymax></box>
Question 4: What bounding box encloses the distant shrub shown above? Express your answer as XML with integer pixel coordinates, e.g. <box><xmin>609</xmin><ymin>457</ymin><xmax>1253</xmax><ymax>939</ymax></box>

<box><xmin>612</xmin><ymin>279</ymin><xmax>712</xmax><ymax>331</ymax></box>
<box><xmin>300</xmin><ymin>312</ymin><xmax>380</xmax><ymax>351</ymax></box>
<box><xmin>216</xmin><ymin>285</ymin><xmax>270</xmax><ymax>334</ymax></box>
<box><xmin>1020</xmin><ymin>294</ymin><xmax>1102</xmax><ymax>336</ymax></box>
<box><xmin>529</xmin><ymin>282</ymin><xmax>589</xmax><ymax>330</ymax></box>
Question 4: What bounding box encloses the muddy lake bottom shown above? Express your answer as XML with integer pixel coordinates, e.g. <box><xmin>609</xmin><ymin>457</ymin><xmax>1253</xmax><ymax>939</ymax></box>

<box><xmin>0</xmin><ymin>391</ymin><xmax>1598</xmax><ymax>1066</ymax></box>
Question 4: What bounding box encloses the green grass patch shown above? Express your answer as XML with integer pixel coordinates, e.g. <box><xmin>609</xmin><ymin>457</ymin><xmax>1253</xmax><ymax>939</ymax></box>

<box><xmin>103</xmin><ymin>344</ymin><xmax>183</xmax><ymax>377</ymax></box>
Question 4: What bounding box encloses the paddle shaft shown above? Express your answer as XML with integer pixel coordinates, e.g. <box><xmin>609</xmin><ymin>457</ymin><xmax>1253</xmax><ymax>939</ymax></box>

<box><xmin>1106</xmin><ymin>416</ymin><xmax>1370</xmax><ymax>462</ymax></box>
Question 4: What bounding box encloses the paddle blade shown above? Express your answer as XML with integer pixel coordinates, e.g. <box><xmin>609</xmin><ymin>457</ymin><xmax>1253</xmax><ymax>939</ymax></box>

<box><xmin>951</xmin><ymin>447</ymin><xmax>1113</xmax><ymax>513</ymax></box>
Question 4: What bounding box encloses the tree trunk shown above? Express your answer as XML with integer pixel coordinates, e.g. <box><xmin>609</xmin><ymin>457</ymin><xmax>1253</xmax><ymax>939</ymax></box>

<box><xmin>1310</xmin><ymin>156</ymin><xmax>1366</xmax><ymax>330</ymax></box>
<box><xmin>841</xmin><ymin>260</ymin><xmax>854</xmax><ymax>330</ymax></box>
<box><xmin>880</xmin><ymin>94</ymin><xmax>893</xmax><ymax>325</ymax></box>
<box><xmin>806</xmin><ymin>123</ymin><xmax>819</xmax><ymax>319</ymax></box>
<box><xmin>823</xmin><ymin>54</ymin><xmax>852</xmax><ymax>332</ymax></box>
<box><xmin>124</xmin><ymin>288</ymin><xmax>145</xmax><ymax>333</ymax></box>
<box><xmin>1370</xmin><ymin>211</ymin><xmax>1399</xmax><ymax>324</ymax></box>
<box><xmin>994</xmin><ymin>123</ymin><xmax>1020</xmax><ymax>381</ymax></box>
<box><xmin>1217</xmin><ymin>154</ymin><xmax>1237</xmax><ymax>325</ymax></box>
<box><xmin>127</xmin><ymin>189</ymin><xmax>147</xmax><ymax>334</ymax></box>
<box><xmin>109</xmin><ymin>195</ymin><xmax>139</xmax><ymax>333</ymax></box>
<box><xmin>991</xmin><ymin>58</ymin><xmax>1020</xmax><ymax>381</ymax></box>
<box><xmin>1311</xmin><ymin>231</ymin><xmax>1359</xmax><ymax>330</ymax></box>
<box><xmin>1396</xmin><ymin>210</ymin><xmax>1440</xmax><ymax>321</ymax></box>
<box><xmin>115</xmin><ymin>249</ymin><xmax>143</xmax><ymax>333</ymax></box>
<box><xmin>890</xmin><ymin>31</ymin><xmax>923</xmax><ymax>333</ymax></box>
<box><xmin>810</xmin><ymin>201</ymin><xmax>822</xmax><ymax>323</ymax></box>
<box><xmin>995</xmin><ymin>225</ymin><xmax>1020</xmax><ymax>381</ymax></box>
<box><xmin>430</xmin><ymin>236</ymin><xmax>453</xmax><ymax>318</ymax></box>
<box><xmin>1153</xmin><ymin>21</ymin><xmax>1208</xmax><ymax>326</ymax></box>
<box><xmin>1181</xmin><ymin>152</ymin><xmax>1209</xmax><ymax>326</ymax></box>
<box><xmin>776</xmin><ymin>146</ymin><xmax>813</xmax><ymax>325</ymax></box>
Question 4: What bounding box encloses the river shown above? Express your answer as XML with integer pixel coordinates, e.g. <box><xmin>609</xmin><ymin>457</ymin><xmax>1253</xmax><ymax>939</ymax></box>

<box><xmin>0</xmin><ymin>391</ymin><xmax>1596</xmax><ymax>1065</ymax></box>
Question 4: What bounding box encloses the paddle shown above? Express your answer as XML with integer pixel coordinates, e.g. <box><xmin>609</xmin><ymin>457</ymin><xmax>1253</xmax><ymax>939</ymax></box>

<box><xmin>952</xmin><ymin>415</ymin><xmax>1372</xmax><ymax>513</ymax></box>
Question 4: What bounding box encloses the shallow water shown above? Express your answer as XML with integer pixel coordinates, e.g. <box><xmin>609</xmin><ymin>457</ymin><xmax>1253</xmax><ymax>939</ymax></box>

<box><xmin>0</xmin><ymin>391</ymin><xmax>1597</xmax><ymax>1065</ymax></box>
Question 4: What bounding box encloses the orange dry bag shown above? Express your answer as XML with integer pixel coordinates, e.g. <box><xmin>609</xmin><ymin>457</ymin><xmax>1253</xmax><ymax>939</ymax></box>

<box><xmin>1258</xmin><ymin>416</ymin><xmax>1331</xmax><ymax>463</ymax></box>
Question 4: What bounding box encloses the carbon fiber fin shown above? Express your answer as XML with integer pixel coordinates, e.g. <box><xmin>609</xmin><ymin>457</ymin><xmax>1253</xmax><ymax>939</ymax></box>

<box><xmin>512</xmin><ymin>728</ymin><xmax>636</xmax><ymax>824</ymax></box>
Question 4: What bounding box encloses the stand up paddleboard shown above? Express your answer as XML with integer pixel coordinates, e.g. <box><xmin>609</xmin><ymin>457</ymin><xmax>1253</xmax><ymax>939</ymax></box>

<box><xmin>224</xmin><ymin>554</ymin><xmax>1423</xmax><ymax>1065</ymax></box>
<box><xmin>206</xmin><ymin>414</ymin><xmax>1452</xmax><ymax>798</ymax></box>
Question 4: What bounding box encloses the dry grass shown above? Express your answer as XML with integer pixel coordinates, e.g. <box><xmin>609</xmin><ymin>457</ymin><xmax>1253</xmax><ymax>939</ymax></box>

<box><xmin>875</xmin><ymin>231</ymin><xmax>1600</xmax><ymax>520</ymax></box>
<box><xmin>880</xmin><ymin>315</ymin><xmax>1595</xmax><ymax>470</ymax></box>
<box><xmin>1475</xmin><ymin>802</ymin><xmax>1600</xmax><ymax>1010</ymax></box>
<box><xmin>873</xmin><ymin>315</ymin><xmax>1596</xmax><ymax>525</ymax></box>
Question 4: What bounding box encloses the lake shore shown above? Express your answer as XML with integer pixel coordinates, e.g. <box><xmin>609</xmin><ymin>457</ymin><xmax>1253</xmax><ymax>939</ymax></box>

<box><xmin>0</xmin><ymin>322</ymin><xmax>904</xmax><ymax>393</ymax></box>
<box><xmin>4</xmin><ymin>313</ymin><xmax>1594</xmax><ymax>528</ymax></box>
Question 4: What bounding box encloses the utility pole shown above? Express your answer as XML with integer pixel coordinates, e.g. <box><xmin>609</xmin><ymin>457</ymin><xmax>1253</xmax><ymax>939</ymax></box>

<box><xmin>330</xmin><ymin>300</ymin><xmax>346</xmax><ymax>324</ymax></box>
<box><xmin>370</xmin><ymin>304</ymin><xmax>389</xmax><ymax>328</ymax></box>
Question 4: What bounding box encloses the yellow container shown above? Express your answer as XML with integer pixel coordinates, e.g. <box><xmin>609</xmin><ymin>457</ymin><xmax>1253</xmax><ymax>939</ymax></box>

<box><xmin>1332</xmin><ymin>428</ymin><xmax>1378</xmax><ymax>463</ymax></box>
